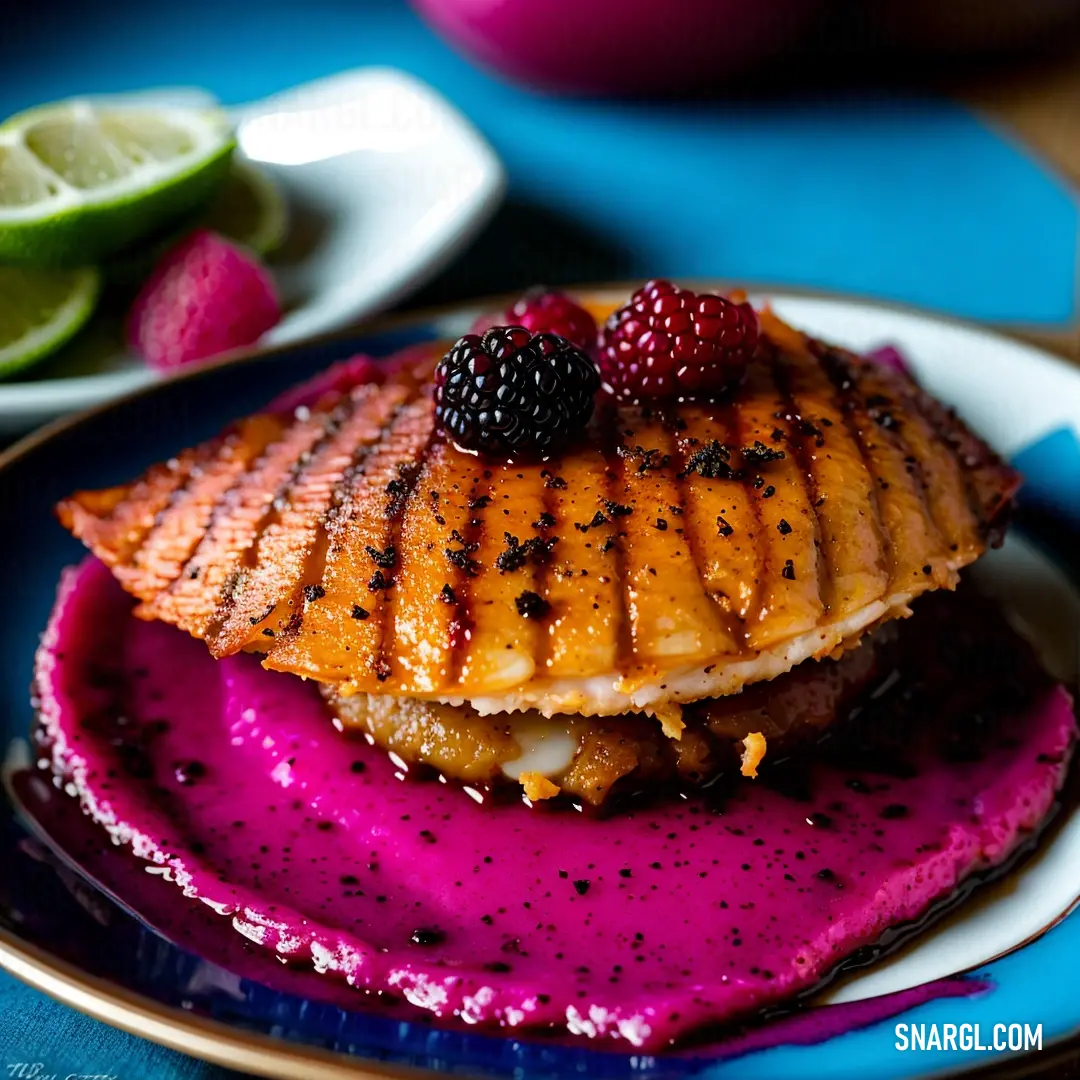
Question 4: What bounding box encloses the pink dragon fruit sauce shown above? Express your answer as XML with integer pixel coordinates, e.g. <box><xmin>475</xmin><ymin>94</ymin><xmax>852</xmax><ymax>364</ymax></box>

<box><xmin>26</xmin><ymin>554</ymin><xmax>1076</xmax><ymax>1052</ymax></box>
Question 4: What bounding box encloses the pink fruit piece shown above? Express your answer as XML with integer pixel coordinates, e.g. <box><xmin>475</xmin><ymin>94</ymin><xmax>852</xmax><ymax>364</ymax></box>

<box><xmin>469</xmin><ymin>290</ymin><xmax>598</xmax><ymax>353</ymax></box>
<box><xmin>127</xmin><ymin>229</ymin><xmax>281</xmax><ymax>371</ymax></box>
<box><xmin>599</xmin><ymin>278</ymin><xmax>759</xmax><ymax>401</ymax></box>
<box><xmin>867</xmin><ymin>343</ymin><xmax>913</xmax><ymax>378</ymax></box>
<box><xmin>505</xmin><ymin>289</ymin><xmax>598</xmax><ymax>352</ymax></box>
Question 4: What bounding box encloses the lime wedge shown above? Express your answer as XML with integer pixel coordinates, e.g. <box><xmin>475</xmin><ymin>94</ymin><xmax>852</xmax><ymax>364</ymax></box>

<box><xmin>0</xmin><ymin>265</ymin><xmax>101</xmax><ymax>378</ymax></box>
<box><xmin>205</xmin><ymin>158</ymin><xmax>288</xmax><ymax>256</ymax></box>
<box><xmin>0</xmin><ymin>99</ymin><xmax>235</xmax><ymax>266</ymax></box>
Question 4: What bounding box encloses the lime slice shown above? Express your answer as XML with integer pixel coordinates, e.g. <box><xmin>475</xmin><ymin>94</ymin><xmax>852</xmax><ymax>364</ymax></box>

<box><xmin>0</xmin><ymin>265</ymin><xmax>101</xmax><ymax>378</ymax></box>
<box><xmin>103</xmin><ymin>159</ymin><xmax>288</xmax><ymax>297</ymax></box>
<box><xmin>0</xmin><ymin>99</ymin><xmax>235</xmax><ymax>266</ymax></box>
<box><xmin>204</xmin><ymin>158</ymin><xmax>288</xmax><ymax>256</ymax></box>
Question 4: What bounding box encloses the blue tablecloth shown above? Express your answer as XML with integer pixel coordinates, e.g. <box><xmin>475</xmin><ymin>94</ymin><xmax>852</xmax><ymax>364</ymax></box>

<box><xmin>1</xmin><ymin>1</ymin><xmax>1078</xmax><ymax>1075</ymax></box>
<box><xmin>2</xmin><ymin>0</ymin><xmax>1077</xmax><ymax>322</ymax></box>
<box><xmin>0</xmin><ymin>975</ymin><xmax>249</xmax><ymax>1079</ymax></box>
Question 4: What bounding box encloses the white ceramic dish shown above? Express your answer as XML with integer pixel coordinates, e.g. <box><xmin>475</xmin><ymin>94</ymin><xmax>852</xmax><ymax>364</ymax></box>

<box><xmin>0</xmin><ymin>68</ymin><xmax>505</xmax><ymax>436</ymax></box>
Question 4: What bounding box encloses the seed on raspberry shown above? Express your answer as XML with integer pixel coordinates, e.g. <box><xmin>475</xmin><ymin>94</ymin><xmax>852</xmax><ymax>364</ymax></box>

<box><xmin>434</xmin><ymin>326</ymin><xmax>600</xmax><ymax>458</ymax></box>
<box><xmin>504</xmin><ymin>289</ymin><xmax>598</xmax><ymax>353</ymax></box>
<box><xmin>598</xmin><ymin>279</ymin><xmax>759</xmax><ymax>401</ymax></box>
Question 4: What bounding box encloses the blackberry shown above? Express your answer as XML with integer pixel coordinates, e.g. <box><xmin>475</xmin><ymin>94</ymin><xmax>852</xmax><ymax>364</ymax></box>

<box><xmin>434</xmin><ymin>326</ymin><xmax>600</xmax><ymax>458</ymax></box>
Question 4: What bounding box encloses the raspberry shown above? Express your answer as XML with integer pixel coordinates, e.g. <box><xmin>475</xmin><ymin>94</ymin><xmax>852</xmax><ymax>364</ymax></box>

<box><xmin>127</xmin><ymin>229</ymin><xmax>280</xmax><ymax>371</ymax></box>
<box><xmin>435</xmin><ymin>326</ymin><xmax>600</xmax><ymax>458</ymax></box>
<box><xmin>505</xmin><ymin>290</ymin><xmax>598</xmax><ymax>352</ymax></box>
<box><xmin>598</xmin><ymin>279</ymin><xmax>759</xmax><ymax>401</ymax></box>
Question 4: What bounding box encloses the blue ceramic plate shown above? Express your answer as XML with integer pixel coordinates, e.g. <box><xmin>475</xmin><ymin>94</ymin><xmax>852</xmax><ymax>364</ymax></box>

<box><xmin>2</xmin><ymin>289</ymin><xmax>1079</xmax><ymax>1080</ymax></box>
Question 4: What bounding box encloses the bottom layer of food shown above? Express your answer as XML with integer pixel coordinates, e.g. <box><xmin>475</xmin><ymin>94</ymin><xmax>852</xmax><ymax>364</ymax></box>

<box><xmin>32</xmin><ymin>558</ymin><xmax>1076</xmax><ymax>1049</ymax></box>
<box><xmin>327</xmin><ymin>628</ymin><xmax>892</xmax><ymax>805</ymax></box>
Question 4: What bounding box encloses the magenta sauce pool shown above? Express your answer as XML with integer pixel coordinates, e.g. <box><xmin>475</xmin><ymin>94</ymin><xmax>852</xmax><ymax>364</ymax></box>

<box><xmin>30</xmin><ymin>558</ymin><xmax>1077</xmax><ymax>1051</ymax></box>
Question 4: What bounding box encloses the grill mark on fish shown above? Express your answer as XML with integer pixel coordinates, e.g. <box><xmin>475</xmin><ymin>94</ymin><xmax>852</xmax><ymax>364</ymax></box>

<box><xmin>846</xmin><ymin>361</ymin><xmax>953</xmax><ymax>583</ymax></box>
<box><xmin>531</xmin><ymin>458</ymin><xmax>558</xmax><ymax>677</ymax></box>
<box><xmin>854</xmin><ymin>360</ymin><xmax>982</xmax><ymax>560</ymax></box>
<box><xmin>381</xmin><ymin>438</ymin><xmax>472</xmax><ymax>694</ymax></box>
<box><xmin>715</xmin><ymin>401</ymin><xmax>759</xmax><ymax>631</ymax></box>
<box><xmin>662</xmin><ymin>402</ymin><xmax>748</xmax><ymax>651</ymax></box>
<box><xmin>610</xmin><ymin>401</ymin><xmax>738</xmax><ymax>668</ymax></box>
<box><xmin>445</xmin><ymin>465</ymin><xmax>492</xmax><ymax>689</ymax></box>
<box><xmin>208</xmin><ymin>383</ymin><xmax>409</xmax><ymax>656</ymax></box>
<box><xmin>769</xmin><ymin>333</ymin><xmax>888</xmax><ymax>621</ymax></box>
<box><xmin>818</xmin><ymin>345</ymin><xmax>949</xmax><ymax>591</ymax></box>
<box><xmin>597</xmin><ymin>398</ymin><xmax>635</xmax><ymax>675</ymax></box>
<box><xmin>95</xmin><ymin>457</ymin><xmax>192</xmax><ymax>526</ymax></box>
<box><xmin>728</xmin><ymin>400</ymin><xmax>769</xmax><ymax>641</ymax></box>
<box><xmin>542</xmin><ymin>410</ymin><xmax>621</xmax><ymax>681</ymax></box>
<box><xmin>211</xmin><ymin>384</ymin><xmax>389</xmax><ymax>647</ymax></box>
<box><xmin>933</xmin><ymin>406</ymin><xmax>996</xmax><ymax>536</ymax></box>
<box><xmin>917</xmin><ymin>397</ymin><xmax>987</xmax><ymax>536</ymax></box>
<box><xmin>770</xmin><ymin>346</ymin><xmax>832</xmax><ymax>617</ymax></box>
<box><xmin>814</xmin><ymin>344</ymin><xmax>897</xmax><ymax>581</ymax></box>
<box><xmin>733</xmin><ymin>361</ymin><xmax>823</xmax><ymax>649</ymax></box>
<box><xmin>910</xmin><ymin>381</ymin><xmax>1017</xmax><ymax>541</ymax></box>
<box><xmin>144</xmin><ymin>398</ymin><xmax>350</xmax><ymax>634</ymax></box>
<box><xmin>674</xmin><ymin>401</ymin><xmax>761</xmax><ymax>630</ymax></box>
<box><xmin>124</xmin><ymin>447</ymin><xmax>222</xmax><ymax>567</ymax></box>
<box><xmin>372</xmin><ymin>412</ymin><xmax>441</xmax><ymax>688</ymax></box>
<box><xmin>57</xmin><ymin>445</ymin><xmax>207</xmax><ymax>571</ymax></box>
<box><xmin>459</xmin><ymin>461</ymin><xmax>551</xmax><ymax>692</ymax></box>
<box><xmin>264</xmin><ymin>392</ymin><xmax>435</xmax><ymax>682</ymax></box>
<box><xmin>119</xmin><ymin>416</ymin><xmax>284</xmax><ymax>601</ymax></box>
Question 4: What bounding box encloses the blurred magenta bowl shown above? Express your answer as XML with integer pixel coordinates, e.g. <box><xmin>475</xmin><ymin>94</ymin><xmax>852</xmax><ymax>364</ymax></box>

<box><xmin>411</xmin><ymin>0</ymin><xmax>822</xmax><ymax>96</ymax></box>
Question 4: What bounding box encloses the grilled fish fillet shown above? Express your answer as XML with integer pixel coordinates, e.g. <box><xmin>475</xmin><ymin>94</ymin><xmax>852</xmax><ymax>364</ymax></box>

<box><xmin>57</xmin><ymin>310</ymin><xmax>1019</xmax><ymax>720</ymax></box>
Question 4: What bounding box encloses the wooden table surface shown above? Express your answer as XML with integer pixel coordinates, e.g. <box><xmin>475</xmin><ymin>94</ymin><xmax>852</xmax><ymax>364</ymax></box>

<box><xmin>967</xmin><ymin>43</ymin><xmax>1080</xmax><ymax>365</ymax></box>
